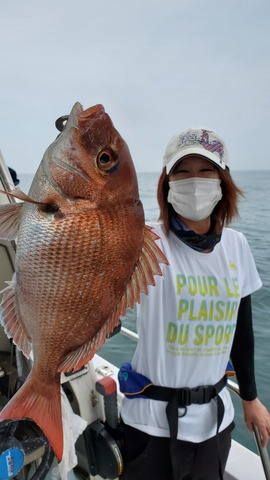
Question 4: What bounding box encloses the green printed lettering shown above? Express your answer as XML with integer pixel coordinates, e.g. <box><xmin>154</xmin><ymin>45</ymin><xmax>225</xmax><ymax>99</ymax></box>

<box><xmin>187</xmin><ymin>276</ymin><xmax>197</xmax><ymax>295</ymax></box>
<box><xmin>193</xmin><ymin>325</ymin><xmax>204</xmax><ymax>345</ymax></box>
<box><xmin>178</xmin><ymin>325</ymin><xmax>189</xmax><ymax>345</ymax></box>
<box><xmin>232</xmin><ymin>278</ymin><xmax>240</xmax><ymax>297</ymax></box>
<box><xmin>167</xmin><ymin>322</ymin><xmax>177</xmax><ymax>343</ymax></box>
<box><xmin>192</xmin><ymin>324</ymin><xmax>237</xmax><ymax>348</ymax></box>
<box><xmin>224</xmin><ymin>325</ymin><xmax>232</xmax><ymax>343</ymax></box>
<box><xmin>176</xmin><ymin>275</ymin><xmax>186</xmax><ymax>294</ymax></box>
<box><xmin>215</xmin><ymin>326</ymin><xmax>224</xmax><ymax>345</ymax></box>
<box><xmin>214</xmin><ymin>301</ymin><xmax>225</xmax><ymax>321</ymax></box>
<box><xmin>198</xmin><ymin>276</ymin><xmax>208</xmax><ymax>296</ymax></box>
<box><xmin>189</xmin><ymin>300</ymin><xmax>197</xmax><ymax>320</ymax></box>
<box><xmin>224</xmin><ymin>278</ymin><xmax>234</xmax><ymax>297</ymax></box>
<box><xmin>225</xmin><ymin>302</ymin><xmax>231</xmax><ymax>320</ymax></box>
<box><xmin>229</xmin><ymin>301</ymin><xmax>238</xmax><ymax>320</ymax></box>
<box><xmin>209</xmin><ymin>300</ymin><xmax>214</xmax><ymax>320</ymax></box>
<box><xmin>178</xmin><ymin>299</ymin><xmax>188</xmax><ymax>319</ymax></box>
<box><xmin>205</xmin><ymin>325</ymin><xmax>215</xmax><ymax>345</ymax></box>
<box><xmin>197</xmin><ymin>300</ymin><xmax>208</xmax><ymax>321</ymax></box>
<box><xmin>208</xmin><ymin>277</ymin><xmax>219</xmax><ymax>296</ymax></box>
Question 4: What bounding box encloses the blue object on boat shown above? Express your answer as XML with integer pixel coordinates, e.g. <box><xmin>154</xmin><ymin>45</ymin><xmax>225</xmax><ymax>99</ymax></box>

<box><xmin>118</xmin><ymin>362</ymin><xmax>153</xmax><ymax>398</ymax></box>
<box><xmin>0</xmin><ymin>447</ymin><xmax>24</xmax><ymax>479</ymax></box>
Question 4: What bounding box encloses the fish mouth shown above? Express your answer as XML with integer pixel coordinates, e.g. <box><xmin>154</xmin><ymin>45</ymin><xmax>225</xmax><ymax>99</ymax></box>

<box><xmin>55</xmin><ymin>104</ymin><xmax>105</xmax><ymax>133</ymax></box>
<box><xmin>78</xmin><ymin>104</ymin><xmax>105</xmax><ymax>124</ymax></box>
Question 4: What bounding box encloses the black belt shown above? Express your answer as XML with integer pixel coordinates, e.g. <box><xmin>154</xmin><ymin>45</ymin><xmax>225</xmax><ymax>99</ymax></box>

<box><xmin>143</xmin><ymin>376</ymin><xmax>227</xmax><ymax>480</ymax></box>
<box><xmin>143</xmin><ymin>376</ymin><xmax>226</xmax><ymax>406</ymax></box>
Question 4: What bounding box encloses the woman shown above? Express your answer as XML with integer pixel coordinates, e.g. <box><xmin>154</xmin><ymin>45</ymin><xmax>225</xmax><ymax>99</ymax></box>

<box><xmin>119</xmin><ymin>128</ymin><xmax>270</xmax><ymax>480</ymax></box>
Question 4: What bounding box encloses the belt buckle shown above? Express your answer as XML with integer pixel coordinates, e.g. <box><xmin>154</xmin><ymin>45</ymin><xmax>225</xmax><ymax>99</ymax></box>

<box><xmin>177</xmin><ymin>387</ymin><xmax>191</xmax><ymax>406</ymax></box>
<box><xmin>190</xmin><ymin>386</ymin><xmax>210</xmax><ymax>404</ymax></box>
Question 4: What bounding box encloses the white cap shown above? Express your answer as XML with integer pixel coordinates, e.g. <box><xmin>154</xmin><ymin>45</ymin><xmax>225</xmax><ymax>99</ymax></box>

<box><xmin>163</xmin><ymin>128</ymin><xmax>230</xmax><ymax>174</ymax></box>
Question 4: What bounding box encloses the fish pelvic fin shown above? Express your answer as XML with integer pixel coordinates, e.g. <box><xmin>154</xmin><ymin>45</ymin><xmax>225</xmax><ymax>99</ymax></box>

<box><xmin>58</xmin><ymin>225</ymin><xmax>169</xmax><ymax>374</ymax></box>
<box><xmin>0</xmin><ymin>203</ymin><xmax>23</xmax><ymax>239</ymax></box>
<box><xmin>0</xmin><ymin>373</ymin><xmax>63</xmax><ymax>461</ymax></box>
<box><xmin>0</xmin><ymin>278</ymin><xmax>32</xmax><ymax>358</ymax></box>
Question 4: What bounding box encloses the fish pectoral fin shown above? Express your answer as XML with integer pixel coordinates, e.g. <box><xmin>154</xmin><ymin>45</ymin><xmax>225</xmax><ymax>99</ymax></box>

<box><xmin>0</xmin><ymin>279</ymin><xmax>32</xmax><ymax>358</ymax></box>
<box><xmin>101</xmin><ymin>225</ymin><xmax>169</xmax><ymax>335</ymax></box>
<box><xmin>0</xmin><ymin>203</ymin><xmax>23</xmax><ymax>239</ymax></box>
<box><xmin>0</xmin><ymin>187</ymin><xmax>42</xmax><ymax>204</ymax></box>
<box><xmin>57</xmin><ymin>328</ymin><xmax>106</xmax><ymax>373</ymax></box>
<box><xmin>59</xmin><ymin>315</ymin><xmax>119</xmax><ymax>373</ymax></box>
<box><xmin>118</xmin><ymin>224</ymin><xmax>169</xmax><ymax>311</ymax></box>
<box><xmin>58</xmin><ymin>226</ymin><xmax>169</xmax><ymax>374</ymax></box>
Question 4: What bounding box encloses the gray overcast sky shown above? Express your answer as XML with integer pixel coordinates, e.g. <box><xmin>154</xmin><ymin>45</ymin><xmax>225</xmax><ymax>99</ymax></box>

<box><xmin>1</xmin><ymin>0</ymin><xmax>270</xmax><ymax>173</ymax></box>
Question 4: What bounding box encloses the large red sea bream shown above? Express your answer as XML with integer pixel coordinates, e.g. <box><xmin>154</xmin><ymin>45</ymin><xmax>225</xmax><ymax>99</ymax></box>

<box><xmin>0</xmin><ymin>103</ymin><xmax>168</xmax><ymax>461</ymax></box>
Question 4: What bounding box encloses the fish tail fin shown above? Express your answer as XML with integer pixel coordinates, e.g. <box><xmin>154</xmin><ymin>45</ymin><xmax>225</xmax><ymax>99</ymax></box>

<box><xmin>0</xmin><ymin>373</ymin><xmax>63</xmax><ymax>460</ymax></box>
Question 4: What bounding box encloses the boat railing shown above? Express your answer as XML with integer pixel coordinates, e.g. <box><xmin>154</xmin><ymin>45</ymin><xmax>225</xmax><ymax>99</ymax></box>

<box><xmin>120</xmin><ymin>325</ymin><xmax>270</xmax><ymax>480</ymax></box>
<box><xmin>0</xmin><ymin>151</ymin><xmax>14</xmax><ymax>196</ymax></box>
<box><xmin>227</xmin><ymin>378</ymin><xmax>270</xmax><ymax>480</ymax></box>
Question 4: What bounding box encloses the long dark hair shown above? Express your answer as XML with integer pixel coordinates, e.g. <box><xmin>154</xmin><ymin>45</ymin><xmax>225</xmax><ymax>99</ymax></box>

<box><xmin>157</xmin><ymin>167</ymin><xmax>244</xmax><ymax>236</ymax></box>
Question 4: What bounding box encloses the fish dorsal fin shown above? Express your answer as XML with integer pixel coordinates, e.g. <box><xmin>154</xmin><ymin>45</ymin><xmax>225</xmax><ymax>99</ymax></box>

<box><xmin>58</xmin><ymin>225</ymin><xmax>169</xmax><ymax>373</ymax></box>
<box><xmin>0</xmin><ymin>279</ymin><xmax>32</xmax><ymax>358</ymax></box>
<box><xmin>0</xmin><ymin>203</ymin><xmax>23</xmax><ymax>239</ymax></box>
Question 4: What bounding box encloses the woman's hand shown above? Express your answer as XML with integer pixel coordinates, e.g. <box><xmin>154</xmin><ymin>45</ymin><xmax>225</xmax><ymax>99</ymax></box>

<box><xmin>242</xmin><ymin>398</ymin><xmax>270</xmax><ymax>447</ymax></box>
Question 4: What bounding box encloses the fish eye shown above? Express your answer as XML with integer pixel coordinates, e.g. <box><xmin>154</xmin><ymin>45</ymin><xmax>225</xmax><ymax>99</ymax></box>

<box><xmin>99</xmin><ymin>153</ymin><xmax>110</xmax><ymax>164</ymax></box>
<box><xmin>97</xmin><ymin>149</ymin><xmax>119</xmax><ymax>173</ymax></box>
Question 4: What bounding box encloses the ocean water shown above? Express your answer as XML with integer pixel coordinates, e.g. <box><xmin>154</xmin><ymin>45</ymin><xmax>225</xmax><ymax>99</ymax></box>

<box><xmin>18</xmin><ymin>170</ymin><xmax>270</xmax><ymax>454</ymax></box>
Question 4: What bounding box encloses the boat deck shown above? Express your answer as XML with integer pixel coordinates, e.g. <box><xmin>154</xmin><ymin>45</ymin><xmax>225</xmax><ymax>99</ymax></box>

<box><xmin>225</xmin><ymin>440</ymin><xmax>266</xmax><ymax>479</ymax></box>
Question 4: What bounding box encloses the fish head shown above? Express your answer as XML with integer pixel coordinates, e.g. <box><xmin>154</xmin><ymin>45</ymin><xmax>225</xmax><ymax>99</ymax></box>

<box><xmin>36</xmin><ymin>103</ymin><xmax>140</xmax><ymax>209</ymax></box>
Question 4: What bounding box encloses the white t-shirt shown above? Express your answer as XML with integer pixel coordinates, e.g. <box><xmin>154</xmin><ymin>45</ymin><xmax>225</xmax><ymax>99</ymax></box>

<box><xmin>121</xmin><ymin>223</ymin><xmax>262</xmax><ymax>443</ymax></box>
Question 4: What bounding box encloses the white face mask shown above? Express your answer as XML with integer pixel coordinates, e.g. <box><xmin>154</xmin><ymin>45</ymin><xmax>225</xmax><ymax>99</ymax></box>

<box><xmin>168</xmin><ymin>178</ymin><xmax>222</xmax><ymax>221</ymax></box>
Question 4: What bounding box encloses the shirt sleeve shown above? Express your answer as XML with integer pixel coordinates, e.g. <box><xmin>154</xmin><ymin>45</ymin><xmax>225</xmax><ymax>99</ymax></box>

<box><xmin>230</xmin><ymin>295</ymin><xmax>257</xmax><ymax>401</ymax></box>
<box><xmin>240</xmin><ymin>233</ymin><xmax>262</xmax><ymax>297</ymax></box>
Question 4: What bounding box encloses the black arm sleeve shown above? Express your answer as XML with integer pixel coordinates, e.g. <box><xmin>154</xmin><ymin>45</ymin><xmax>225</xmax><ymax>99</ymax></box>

<box><xmin>230</xmin><ymin>295</ymin><xmax>257</xmax><ymax>401</ymax></box>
